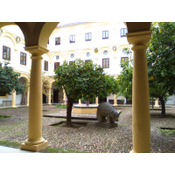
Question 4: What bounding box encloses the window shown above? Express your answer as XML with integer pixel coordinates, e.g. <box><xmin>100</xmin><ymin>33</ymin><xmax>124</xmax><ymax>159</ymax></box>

<box><xmin>55</xmin><ymin>37</ymin><xmax>61</xmax><ymax>45</ymax></box>
<box><xmin>102</xmin><ymin>30</ymin><xmax>109</xmax><ymax>39</ymax></box>
<box><xmin>69</xmin><ymin>61</ymin><xmax>75</xmax><ymax>65</ymax></box>
<box><xmin>121</xmin><ymin>57</ymin><xmax>128</xmax><ymax>67</ymax></box>
<box><xmin>102</xmin><ymin>58</ymin><xmax>109</xmax><ymax>68</ymax></box>
<box><xmin>85</xmin><ymin>60</ymin><xmax>91</xmax><ymax>63</ymax></box>
<box><xmin>121</xmin><ymin>28</ymin><xmax>127</xmax><ymax>37</ymax></box>
<box><xmin>44</xmin><ymin>61</ymin><xmax>48</xmax><ymax>71</ymax></box>
<box><xmin>85</xmin><ymin>32</ymin><xmax>92</xmax><ymax>41</ymax></box>
<box><xmin>20</xmin><ymin>52</ymin><xmax>27</xmax><ymax>65</ymax></box>
<box><xmin>70</xmin><ymin>35</ymin><xmax>75</xmax><ymax>43</ymax></box>
<box><xmin>54</xmin><ymin>62</ymin><xmax>60</xmax><ymax>70</ymax></box>
<box><xmin>3</xmin><ymin>46</ymin><xmax>11</xmax><ymax>60</ymax></box>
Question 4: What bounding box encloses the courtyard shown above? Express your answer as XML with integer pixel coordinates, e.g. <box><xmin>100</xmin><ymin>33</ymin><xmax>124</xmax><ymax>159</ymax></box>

<box><xmin>0</xmin><ymin>105</ymin><xmax>175</xmax><ymax>153</ymax></box>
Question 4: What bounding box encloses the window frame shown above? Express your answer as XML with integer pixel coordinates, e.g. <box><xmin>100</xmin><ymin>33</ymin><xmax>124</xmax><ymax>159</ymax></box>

<box><xmin>69</xmin><ymin>61</ymin><xmax>75</xmax><ymax>65</ymax></box>
<box><xmin>54</xmin><ymin>62</ymin><xmax>60</xmax><ymax>70</ymax></box>
<box><xmin>85</xmin><ymin>60</ymin><xmax>91</xmax><ymax>63</ymax></box>
<box><xmin>85</xmin><ymin>32</ymin><xmax>92</xmax><ymax>41</ymax></box>
<box><xmin>2</xmin><ymin>46</ymin><xmax>11</xmax><ymax>61</ymax></box>
<box><xmin>70</xmin><ymin>35</ymin><xmax>75</xmax><ymax>43</ymax></box>
<box><xmin>55</xmin><ymin>37</ymin><xmax>61</xmax><ymax>45</ymax></box>
<box><xmin>44</xmin><ymin>60</ymin><xmax>48</xmax><ymax>71</ymax></box>
<box><xmin>102</xmin><ymin>30</ymin><xmax>109</xmax><ymax>39</ymax></box>
<box><xmin>121</xmin><ymin>57</ymin><xmax>129</xmax><ymax>67</ymax></box>
<box><xmin>120</xmin><ymin>28</ymin><xmax>127</xmax><ymax>37</ymax></box>
<box><xmin>102</xmin><ymin>58</ymin><xmax>109</xmax><ymax>68</ymax></box>
<box><xmin>20</xmin><ymin>52</ymin><xmax>27</xmax><ymax>65</ymax></box>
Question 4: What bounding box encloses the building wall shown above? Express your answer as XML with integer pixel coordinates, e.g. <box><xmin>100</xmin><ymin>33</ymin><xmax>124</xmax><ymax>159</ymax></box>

<box><xmin>0</xmin><ymin>22</ymin><xmax>175</xmax><ymax>106</ymax></box>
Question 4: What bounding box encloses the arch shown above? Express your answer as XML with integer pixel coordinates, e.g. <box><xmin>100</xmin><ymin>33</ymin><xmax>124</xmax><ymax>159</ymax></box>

<box><xmin>39</xmin><ymin>22</ymin><xmax>59</xmax><ymax>48</ymax></box>
<box><xmin>14</xmin><ymin>22</ymin><xmax>59</xmax><ymax>48</ymax></box>
<box><xmin>116</xmin><ymin>44</ymin><xmax>132</xmax><ymax>54</ymax></box>
<box><xmin>126</xmin><ymin>22</ymin><xmax>152</xmax><ymax>33</ymax></box>
<box><xmin>19</xmin><ymin>73</ymin><xmax>30</xmax><ymax>83</ymax></box>
<box><xmin>98</xmin><ymin>46</ymin><xmax>113</xmax><ymax>55</ymax></box>
<box><xmin>1</xmin><ymin>31</ymin><xmax>17</xmax><ymax>49</ymax></box>
<box><xmin>64</xmin><ymin>50</ymin><xmax>80</xmax><ymax>59</ymax></box>
<box><xmin>50</xmin><ymin>79</ymin><xmax>56</xmax><ymax>87</ymax></box>
<box><xmin>0</xmin><ymin>22</ymin><xmax>16</xmax><ymax>28</ymax></box>
<box><xmin>96</xmin><ymin>22</ymin><xmax>114</xmax><ymax>29</ymax></box>
<box><xmin>50</xmin><ymin>52</ymin><xmax>65</xmax><ymax>61</ymax></box>
<box><xmin>79</xmin><ymin>48</ymin><xmax>94</xmax><ymax>58</ymax></box>
<box><xmin>80</xmin><ymin>23</ymin><xmax>94</xmax><ymax>32</ymax></box>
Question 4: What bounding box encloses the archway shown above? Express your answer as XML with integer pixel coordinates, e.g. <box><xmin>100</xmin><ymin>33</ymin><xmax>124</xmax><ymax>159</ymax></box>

<box><xmin>19</xmin><ymin>77</ymin><xmax>27</xmax><ymax>105</ymax></box>
<box><xmin>0</xmin><ymin>22</ymin><xmax>152</xmax><ymax>153</ymax></box>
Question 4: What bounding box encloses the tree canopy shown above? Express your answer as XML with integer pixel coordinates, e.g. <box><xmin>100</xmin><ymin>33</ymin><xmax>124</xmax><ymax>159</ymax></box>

<box><xmin>147</xmin><ymin>22</ymin><xmax>175</xmax><ymax>117</ymax></box>
<box><xmin>54</xmin><ymin>59</ymin><xmax>117</xmax><ymax>126</ymax></box>
<box><xmin>0</xmin><ymin>63</ymin><xmax>24</xmax><ymax>95</ymax></box>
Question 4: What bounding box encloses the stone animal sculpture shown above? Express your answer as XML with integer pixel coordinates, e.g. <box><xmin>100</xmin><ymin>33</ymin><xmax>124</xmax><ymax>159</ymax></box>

<box><xmin>97</xmin><ymin>102</ymin><xmax>120</xmax><ymax>123</ymax></box>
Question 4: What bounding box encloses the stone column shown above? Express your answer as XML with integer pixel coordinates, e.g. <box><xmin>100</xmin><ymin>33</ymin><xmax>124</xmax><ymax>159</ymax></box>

<box><xmin>26</xmin><ymin>89</ymin><xmax>29</xmax><ymax>106</ymax></box>
<box><xmin>96</xmin><ymin>97</ymin><xmax>98</xmax><ymax>105</ymax></box>
<box><xmin>154</xmin><ymin>98</ymin><xmax>159</xmax><ymax>108</ymax></box>
<box><xmin>113</xmin><ymin>94</ymin><xmax>118</xmax><ymax>106</ymax></box>
<box><xmin>62</xmin><ymin>89</ymin><xmax>67</xmax><ymax>106</ymax></box>
<box><xmin>78</xmin><ymin>99</ymin><xmax>81</xmax><ymax>105</ymax></box>
<box><xmin>127</xmin><ymin>31</ymin><xmax>152</xmax><ymax>153</ymax></box>
<box><xmin>47</xmin><ymin>88</ymin><xmax>52</xmax><ymax>105</ymax></box>
<box><xmin>11</xmin><ymin>89</ymin><xmax>17</xmax><ymax>108</ymax></box>
<box><xmin>21</xmin><ymin>46</ymin><xmax>48</xmax><ymax>152</ymax></box>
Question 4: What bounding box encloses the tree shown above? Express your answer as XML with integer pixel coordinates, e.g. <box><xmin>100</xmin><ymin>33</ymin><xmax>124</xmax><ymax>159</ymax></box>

<box><xmin>0</xmin><ymin>62</ymin><xmax>24</xmax><ymax>95</ymax></box>
<box><xmin>54</xmin><ymin>59</ymin><xmax>117</xmax><ymax>127</ymax></box>
<box><xmin>147</xmin><ymin>22</ymin><xmax>175</xmax><ymax>117</ymax></box>
<box><xmin>117</xmin><ymin>59</ymin><xmax>133</xmax><ymax>101</ymax></box>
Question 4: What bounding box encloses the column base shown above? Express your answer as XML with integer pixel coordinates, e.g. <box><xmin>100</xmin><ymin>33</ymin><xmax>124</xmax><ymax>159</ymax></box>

<box><xmin>154</xmin><ymin>105</ymin><xmax>159</xmax><ymax>108</ymax></box>
<box><xmin>11</xmin><ymin>106</ymin><xmax>17</xmax><ymax>108</ymax></box>
<box><xmin>20</xmin><ymin>139</ymin><xmax>48</xmax><ymax>152</ymax></box>
<box><xmin>47</xmin><ymin>103</ymin><xmax>52</xmax><ymax>105</ymax></box>
<box><xmin>113</xmin><ymin>104</ymin><xmax>118</xmax><ymax>106</ymax></box>
<box><xmin>130</xmin><ymin>149</ymin><xmax>136</xmax><ymax>153</ymax></box>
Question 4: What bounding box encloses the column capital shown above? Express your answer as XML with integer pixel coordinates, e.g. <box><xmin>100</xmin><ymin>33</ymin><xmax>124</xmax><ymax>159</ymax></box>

<box><xmin>25</xmin><ymin>45</ymin><xmax>49</xmax><ymax>58</ymax></box>
<box><xmin>126</xmin><ymin>30</ymin><xmax>152</xmax><ymax>46</ymax></box>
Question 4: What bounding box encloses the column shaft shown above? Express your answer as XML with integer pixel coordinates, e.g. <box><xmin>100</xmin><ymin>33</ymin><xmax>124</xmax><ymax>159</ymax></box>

<box><xmin>26</xmin><ymin>89</ymin><xmax>29</xmax><ymax>106</ymax></box>
<box><xmin>154</xmin><ymin>98</ymin><xmax>159</xmax><ymax>108</ymax></box>
<box><xmin>11</xmin><ymin>89</ymin><xmax>17</xmax><ymax>108</ymax></box>
<box><xmin>21</xmin><ymin>46</ymin><xmax>48</xmax><ymax>152</ymax></box>
<box><xmin>28</xmin><ymin>58</ymin><xmax>43</xmax><ymax>141</ymax></box>
<box><xmin>96</xmin><ymin>97</ymin><xmax>98</xmax><ymax>105</ymax></box>
<box><xmin>47</xmin><ymin>88</ymin><xmax>51</xmax><ymax>105</ymax></box>
<box><xmin>132</xmin><ymin>45</ymin><xmax>150</xmax><ymax>153</ymax></box>
<box><xmin>127</xmin><ymin>30</ymin><xmax>152</xmax><ymax>153</ymax></box>
<box><xmin>113</xmin><ymin>94</ymin><xmax>118</xmax><ymax>106</ymax></box>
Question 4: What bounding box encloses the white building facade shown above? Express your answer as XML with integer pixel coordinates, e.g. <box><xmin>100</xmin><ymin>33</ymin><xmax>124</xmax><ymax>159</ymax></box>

<box><xmin>0</xmin><ymin>22</ymin><xmax>174</xmax><ymax>106</ymax></box>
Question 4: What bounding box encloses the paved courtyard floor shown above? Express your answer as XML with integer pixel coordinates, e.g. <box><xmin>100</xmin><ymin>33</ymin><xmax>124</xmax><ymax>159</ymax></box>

<box><xmin>0</xmin><ymin>105</ymin><xmax>175</xmax><ymax>153</ymax></box>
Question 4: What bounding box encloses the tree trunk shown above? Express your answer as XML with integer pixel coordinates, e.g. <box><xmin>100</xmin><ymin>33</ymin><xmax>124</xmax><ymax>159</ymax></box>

<box><xmin>159</xmin><ymin>97</ymin><xmax>166</xmax><ymax>118</ymax></box>
<box><xmin>66</xmin><ymin>99</ymin><xmax>73</xmax><ymax>126</ymax></box>
<box><xmin>86</xmin><ymin>99</ymin><xmax>89</xmax><ymax>106</ymax></box>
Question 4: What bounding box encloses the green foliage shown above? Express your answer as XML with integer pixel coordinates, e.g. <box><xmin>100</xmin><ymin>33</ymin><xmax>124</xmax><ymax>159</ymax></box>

<box><xmin>0</xmin><ymin>62</ymin><xmax>24</xmax><ymax>95</ymax></box>
<box><xmin>0</xmin><ymin>114</ymin><xmax>12</xmax><ymax>118</ymax></box>
<box><xmin>54</xmin><ymin>105</ymin><xmax>67</xmax><ymax>109</ymax></box>
<box><xmin>54</xmin><ymin>59</ymin><xmax>117</xmax><ymax>126</ymax></box>
<box><xmin>54</xmin><ymin>59</ymin><xmax>116</xmax><ymax>102</ymax></box>
<box><xmin>0</xmin><ymin>140</ymin><xmax>21</xmax><ymax>148</ymax></box>
<box><xmin>147</xmin><ymin>22</ymin><xmax>175</xmax><ymax>101</ymax></box>
<box><xmin>117</xmin><ymin>59</ymin><xmax>133</xmax><ymax>100</ymax></box>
